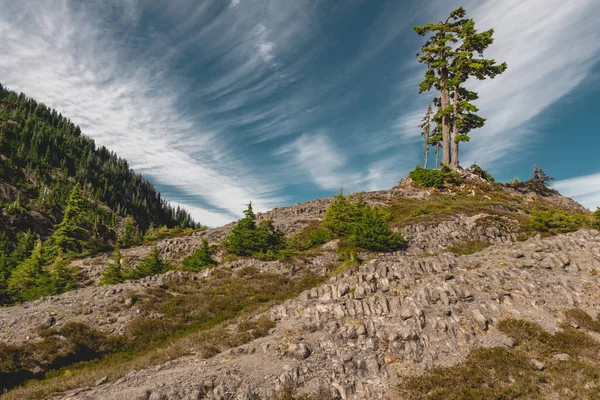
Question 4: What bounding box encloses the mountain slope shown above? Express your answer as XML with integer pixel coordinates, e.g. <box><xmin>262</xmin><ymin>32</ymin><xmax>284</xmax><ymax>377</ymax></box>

<box><xmin>1</xmin><ymin>175</ymin><xmax>599</xmax><ymax>399</ymax></box>
<box><xmin>0</xmin><ymin>84</ymin><xmax>199</xmax><ymax>305</ymax></box>
<box><xmin>0</xmin><ymin>82</ymin><xmax>196</xmax><ymax>244</ymax></box>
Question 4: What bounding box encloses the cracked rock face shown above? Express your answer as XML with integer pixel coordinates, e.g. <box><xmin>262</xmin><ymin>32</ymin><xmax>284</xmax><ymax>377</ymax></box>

<box><xmin>45</xmin><ymin>229</ymin><xmax>600</xmax><ymax>400</ymax></box>
<box><xmin>2</xmin><ymin>184</ymin><xmax>596</xmax><ymax>399</ymax></box>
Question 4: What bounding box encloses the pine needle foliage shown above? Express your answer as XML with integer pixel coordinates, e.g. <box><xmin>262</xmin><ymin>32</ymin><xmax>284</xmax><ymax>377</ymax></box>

<box><xmin>183</xmin><ymin>238</ymin><xmax>217</xmax><ymax>271</ymax></box>
<box><xmin>129</xmin><ymin>245</ymin><xmax>171</xmax><ymax>280</ymax></box>
<box><xmin>322</xmin><ymin>192</ymin><xmax>366</xmax><ymax>236</ymax></box>
<box><xmin>99</xmin><ymin>246</ymin><xmax>126</xmax><ymax>286</ymax></box>
<box><xmin>225</xmin><ymin>203</ymin><xmax>286</xmax><ymax>257</ymax></box>
<box><xmin>351</xmin><ymin>208</ymin><xmax>406</xmax><ymax>252</ymax></box>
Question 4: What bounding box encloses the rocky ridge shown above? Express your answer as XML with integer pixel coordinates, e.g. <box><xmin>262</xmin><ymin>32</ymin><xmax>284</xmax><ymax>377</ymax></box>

<box><xmin>1</xmin><ymin>181</ymin><xmax>597</xmax><ymax>399</ymax></box>
<box><xmin>55</xmin><ymin>229</ymin><xmax>600</xmax><ymax>400</ymax></box>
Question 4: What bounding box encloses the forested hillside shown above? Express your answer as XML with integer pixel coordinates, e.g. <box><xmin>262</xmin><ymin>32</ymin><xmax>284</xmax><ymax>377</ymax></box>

<box><xmin>0</xmin><ymin>83</ymin><xmax>197</xmax><ymax>304</ymax></box>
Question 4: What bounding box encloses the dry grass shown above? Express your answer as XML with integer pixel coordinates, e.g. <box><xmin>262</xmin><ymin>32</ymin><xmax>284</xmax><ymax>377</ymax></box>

<box><xmin>446</xmin><ymin>239</ymin><xmax>490</xmax><ymax>256</ymax></box>
<box><xmin>398</xmin><ymin>315</ymin><xmax>600</xmax><ymax>400</ymax></box>
<box><xmin>1</xmin><ymin>267</ymin><xmax>324</xmax><ymax>399</ymax></box>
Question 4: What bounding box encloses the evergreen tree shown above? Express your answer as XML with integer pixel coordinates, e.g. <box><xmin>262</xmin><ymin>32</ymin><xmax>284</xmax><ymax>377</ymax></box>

<box><xmin>182</xmin><ymin>238</ymin><xmax>216</xmax><ymax>271</ymax></box>
<box><xmin>414</xmin><ymin>7</ymin><xmax>507</xmax><ymax>169</ymax></box>
<box><xmin>49</xmin><ymin>251</ymin><xmax>77</xmax><ymax>293</ymax></box>
<box><xmin>351</xmin><ymin>208</ymin><xmax>406</xmax><ymax>252</ymax></box>
<box><xmin>419</xmin><ymin>104</ymin><xmax>433</xmax><ymax>169</ymax></box>
<box><xmin>130</xmin><ymin>244</ymin><xmax>170</xmax><ymax>279</ymax></box>
<box><xmin>9</xmin><ymin>231</ymin><xmax>35</xmax><ymax>268</ymax></box>
<box><xmin>99</xmin><ymin>246</ymin><xmax>126</xmax><ymax>285</ymax></box>
<box><xmin>414</xmin><ymin>8</ymin><xmax>464</xmax><ymax>166</ymax></box>
<box><xmin>322</xmin><ymin>192</ymin><xmax>365</xmax><ymax>237</ymax></box>
<box><xmin>118</xmin><ymin>217</ymin><xmax>142</xmax><ymax>248</ymax></box>
<box><xmin>45</xmin><ymin>183</ymin><xmax>89</xmax><ymax>257</ymax></box>
<box><xmin>448</xmin><ymin>17</ymin><xmax>507</xmax><ymax>168</ymax></box>
<box><xmin>8</xmin><ymin>239</ymin><xmax>52</xmax><ymax>301</ymax></box>
<box><xmin>225</xmin><ymin>203</ymin><xmax>286</xmax><ymax>256</ymax></box>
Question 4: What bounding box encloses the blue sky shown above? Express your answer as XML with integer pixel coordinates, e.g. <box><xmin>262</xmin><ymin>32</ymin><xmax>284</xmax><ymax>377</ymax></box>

<box><xmin>1</xmin><ymin>0</ymin><xmax>600</xmax><ymax>226</ymax></box>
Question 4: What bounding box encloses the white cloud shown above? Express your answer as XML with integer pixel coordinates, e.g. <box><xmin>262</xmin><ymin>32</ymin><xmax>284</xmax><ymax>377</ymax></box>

<box><xmin>461</xmin><ymin>0</ymin><xmax>600</xmax><ymax>166</ymax></box>
<box><xmin>277</xmin><ymin>133</ymin><xmax>349</xmax><ymax>190</ymax></box>
<box><xmin>230</xmin><ymin>0</ymin><xmax>240</xmax><ymax>7</ymax></box>
<box><xmin>254</xmin><ymin>23</ymin><xmax>277</xmax><ymax>63</ymax></box>
<box><xmin>554</xmin><ymin>173</ymin><xmax>600</xmax><ymax>210</ymax></box>
<box><xmin>0</xmin><ymin>1</ymin><xmax>283</xmax><ymax>225</ymax></box>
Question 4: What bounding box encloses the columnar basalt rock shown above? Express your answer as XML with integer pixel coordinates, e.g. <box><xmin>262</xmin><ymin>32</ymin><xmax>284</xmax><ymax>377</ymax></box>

<box><xmin>34</xmin><ymin>229</ymin><xmax>600</xmax><ymax>400</ymax></box>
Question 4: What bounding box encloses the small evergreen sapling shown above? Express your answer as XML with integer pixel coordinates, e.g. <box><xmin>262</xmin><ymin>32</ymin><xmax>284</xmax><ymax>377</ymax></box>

<box><xmin>7</xmin><ymin>239</ymin><xmax>52</xmax><ymax>301</ymax></box>
<box><xmin>129</xmin><ymin>244</ymin><xmax>170</xmax><ymax>280</ymax></box>
<box><xmin>351</xmin><ymin>208</ymin><xmax>406</xmax><ymax>252</ymax></box>
<box><xmin>183</xmin><ymin>238</ymin><xmax>216</xmax><ymax>271</ymax></box>
<box><xmin>49</xmin><ymin>251</ymin><xmax>77</xmax><ymax>293</ymax></box>
<box><xmin>99</xmin><ymin>246</ymin><xmax>126</xmax><ymax>285</ymax></box>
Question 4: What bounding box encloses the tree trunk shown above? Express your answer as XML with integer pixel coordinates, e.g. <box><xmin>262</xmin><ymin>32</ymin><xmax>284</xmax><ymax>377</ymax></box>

<box><xmin>440</xmin><ymin>68</ymin><xmax>451</xmax><ymax>166</ymax></box>
<box><xmin>451</xmin><ymin>88</ymin><xmax>460</xmax><ymax>170</ymax></box>
<box><xmin>424</xmin><ymin>134</ymin><xmax>429</xmax><ymax>169</ymax></box>
<box><xmin>435</xmin><ymin>145</ymin><xmax>440</xmax><ymax>169</ymax></box>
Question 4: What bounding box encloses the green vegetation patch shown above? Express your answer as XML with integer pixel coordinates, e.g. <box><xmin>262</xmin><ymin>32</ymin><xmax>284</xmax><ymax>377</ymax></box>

<box><xmin>2</xmin><ymin>266</ymin><xmax>325</xmax><ymax>398</ymax></box>
<box><xmin>400</xmin><ymin>316</ymin><xmax>600</xmax><ymax>399</ymax></box>
<box><xmin>527</xmin><ymin>209</ymin><xmax>595</xmax><ymax>235</ymax></box>
<box><xmin>408</xmin><ymin>165</ymin><xmax>461</xmax><ymax>189</ymax></box>
<box><xmin>446</xmin><ymin>239</ymin><xmax>490</xmax><ymax>256</ymax></box>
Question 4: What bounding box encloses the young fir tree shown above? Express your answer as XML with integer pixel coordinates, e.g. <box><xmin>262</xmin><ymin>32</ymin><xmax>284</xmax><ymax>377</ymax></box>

<box><xmin>351</xmin><ymin>208</ymin><xmax>406</xmax><ymax>252</ymax></box>
<box><xmin>130</xmin><ymin>244</ymin><xmax>169</xmax><ymax>279</ymax></box>
<box><xmin>9</xmin><ymin>231</ymin><xmax>35</xmax><ymax>268</ymax></box>
<box><xmin>225</xmin><ymin>202</ymin><xmax>286</xmax><ymax>256</ymax></box>
<box><xmin>45</xmin><ymin>183</ymin><xmax>89</xmax><ymax>257</ymax></box>
<box><xmin>322</xmin><ymin>191</ymin><xmax>366</xmax><ymax>237</ymax></box>
<box><xmin>414</xmin><ymin>7</ymin><xmax>507</xmax><ymax>169</ymax></box>
<box><xmin>7</xmin><ymin>239</ymin><xmax>52</xmax><ymax>301</ymax></box>
<box><xmin>182</xmin><ymin>238</ymin><xmax>216</xmax><ymax>271</ymax></box>
<box><xmin>118</xmin><ymin>217</ymin><xmax>142</xmax><ymax>248</ymax></box>
<box><xmin>448</xmin><ymin>16</ymin><xmax>507</xmax><ymax>168</ymax></box>
<box><xmin>99</xmin><ymin>246</ymin><xmax>126</xmax><ymax>285</ymax></box>
<box><xmin>49</xmin><ymin>250</ymin><xmax>77</xmax><ymax>294</ymax></box>
<box><xmin>419</xmin><ymin>104</ymin><xmax>432</xmax><ymax>169</ymax></box>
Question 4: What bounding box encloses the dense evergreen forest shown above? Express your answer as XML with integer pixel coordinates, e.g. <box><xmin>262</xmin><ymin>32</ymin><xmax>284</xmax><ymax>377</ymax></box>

<box><xmin>0</xmin><ymin>82</ymin><xmax>197</xmax><ymax>304</ymax></box>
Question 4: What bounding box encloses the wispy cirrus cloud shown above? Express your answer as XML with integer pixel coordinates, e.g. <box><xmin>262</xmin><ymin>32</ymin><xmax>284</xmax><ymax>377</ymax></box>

<box><xmin>2</xmin><ymin>0</ymin><xmax>598</xmax><ymax>227</ymax></box>
<box><xmin>0</xmin><ymin>0</ymin><xmax>286</xmax><ymax>226</ymax></box>
<box><xmin>276</xmin><ymin>132</ymin><xmax>350</xmax><ymax>190</ymax></box>
<box><xmin>554</xmin><ymin>173</ymin><xmax>600</xmax><ymax>211</ymax></box>
<box><xmin>461</xmin><ymin>0</ymin><xmax>600</xmax><ymax>167</ymax></box>
<box><xmin>396</xmin><ymin>0</ymin><xmax>600</xmax><ymax>169</ymax></box>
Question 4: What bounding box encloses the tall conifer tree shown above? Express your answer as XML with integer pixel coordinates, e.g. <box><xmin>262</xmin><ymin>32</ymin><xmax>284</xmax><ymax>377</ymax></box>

<box><xmin>414</xmin><ymin>7</ymin><xmax>507</xmax><ymax>169</ymax></box>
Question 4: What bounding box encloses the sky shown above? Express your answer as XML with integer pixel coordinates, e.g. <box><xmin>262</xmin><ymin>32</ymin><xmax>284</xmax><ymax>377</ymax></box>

<box><xmin>1</xmin><ymin>0</ymin><xmax>600</xmax><ymax>226</ymax></box>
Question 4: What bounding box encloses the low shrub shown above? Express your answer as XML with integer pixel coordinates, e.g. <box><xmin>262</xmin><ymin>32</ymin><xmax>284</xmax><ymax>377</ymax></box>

<box><xmin>289</xmin><ymin>222</ymin><xmax>336</xmax><ymax>251</ymax></box>
<box><xmin>408</xmin><ymin>165</ymin><xmax>460</xmax><ymax>188</ymax></box>
<box><xmin>182</xmin><ymin>238</ymin><xmax>216</xmax><ymax>271</ymax></box>
<box><xmin>0</xmin><ymin>322</ymin><xmax>119</xmax><ymax>392</ymax></box>
<box><xmin>401</xmin><ymin>318</ymin><xmax>600</xmax><ymax>399</ymax></box>
<box><xmin>527</xmin><ymin>209</ymin><xmax>591</xmax><ymax>235</ymax></box>
<box><xmin>350</xmin><ymin>208</ymin><xmax>406</xmax><ymax>252</ymax></box>
<box><xmin>127</xmin><ymin>244</ymin><xmax>171</xmax><ymax>280</ymax></box>
<box><xmin>470</xmin><ymin>164</ymin><xmax>495</xmax><ymax>182</ymax></box>
<box><xmin>226</xmin><ymin>203</ymin><xmax>286</xmax><ymax>257</ymax></box>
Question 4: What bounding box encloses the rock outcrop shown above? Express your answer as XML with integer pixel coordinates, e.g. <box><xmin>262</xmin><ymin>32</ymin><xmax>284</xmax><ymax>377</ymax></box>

<box><xmin>41</xmin><ymin>229</ymin><xmax>600</xmax><ymax>400</ymax></box>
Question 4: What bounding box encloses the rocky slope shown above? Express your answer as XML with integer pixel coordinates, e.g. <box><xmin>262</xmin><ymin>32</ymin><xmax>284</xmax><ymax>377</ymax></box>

<box><xmin>53</xmin><ymin>229</ymin><xmax>600</xmax><ymax>400</ymax></box>
<box><xmin>1</xmin><ymin>180</ymin><xmax>597</xmax><ymax>399</ymax></box>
